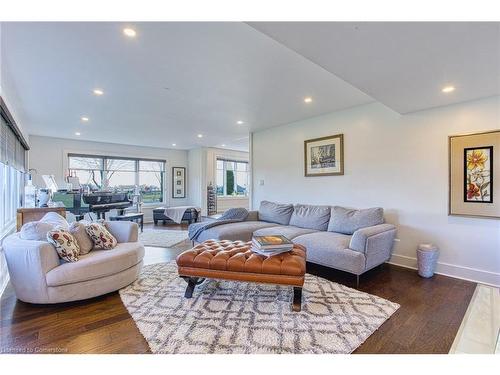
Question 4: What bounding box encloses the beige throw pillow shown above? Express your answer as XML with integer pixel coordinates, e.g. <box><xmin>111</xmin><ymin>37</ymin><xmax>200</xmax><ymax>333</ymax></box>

<box><xmin>47</xmin><ymin>229</ymin><xmax>80</xmax><ymax>262</ymax></box>
<box><xmin>68</xmin><ymin>222</ymin><xmax>94</xmax><ymax>255</ymax></box>
<box><xmin>85</xmin><ymin>223</ymin><xmax>117</xmax><ymax>250</ymax></box>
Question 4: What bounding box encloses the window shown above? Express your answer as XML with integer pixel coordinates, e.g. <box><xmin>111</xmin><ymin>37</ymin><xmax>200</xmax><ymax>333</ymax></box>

<box><xmin>139</xmin><ymin>161</ymin><xmax>164</xmax><ymax>204</ymax></box>
<box><xmin>106</xmin><ymin>158</ymin><xmax>136</xmax><ymax>196</ymax></box>
<box><xmin>216</xmin><ymin>159</ymin><xmax>249</xmax><ymax>196</ymax></box>
<box><xmin>68</xmin><ymin>154</ymin><xmax>165</xmax><ymax>203</ymax></box>
<box><xmin>1</xmin><ymin>98</ymin><xmax>28</xmax><ymax>237</ymax></box>
<box><xmin>68</xmin><ymin>155</ymin><xmax>104</xmax><ymax>190</ymax></box>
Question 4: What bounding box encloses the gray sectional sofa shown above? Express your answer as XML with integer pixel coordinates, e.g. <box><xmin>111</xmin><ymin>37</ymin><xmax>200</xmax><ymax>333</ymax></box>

<box><xmin>195</xmin><ymin>201</ymin><xmax>397</xmax><ymax>282</ymax></box>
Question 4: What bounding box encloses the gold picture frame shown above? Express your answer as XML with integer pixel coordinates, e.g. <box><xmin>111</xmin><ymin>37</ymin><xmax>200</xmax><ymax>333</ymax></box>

<box><xmin>304</xmin><ymin>134</ymin><xmax>344</xmax><ymax>177</ymax></box>
<box><xmin>448</xmin><ymin>129</ymin><xmax>500</xmax><ymax>219</ymax></box>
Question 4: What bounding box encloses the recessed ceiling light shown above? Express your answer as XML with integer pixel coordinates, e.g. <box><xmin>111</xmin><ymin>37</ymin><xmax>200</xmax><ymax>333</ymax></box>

<box><xmin>81</xmin><ymin>116</ymin><xmax>89</xmax><ymax>122</ymax></box>
<box><xmin>75</xmin><ymin>132</ymin><xmax>81</xmax><ymax>136</ymax></box>
<box><xmin>221</xmin><ymin>144</ymin><xmax>226</xmax><ymax>147</ymax></box>
<box><xmin>93</xmin><ymin>89</ymin><xmax>104</xmax><ymax>96</ymax></box>
<box><xmin>304</xmin><ymin>97</ymin><xmax>313</xmax><ymax>103</ymax></box>
<box><xmin>197</xmin><ymin>134</ymin><xmax>203</xmax><ymax>138</ymax></box>
<box><xmin>123</xmin><ymin>28</ymin><xmax>137</xmax><ymax>38</ymax></box>
<box><xmin>236</xmin><ymin>120</ymin><xmax>244</xmax><ymax>125</ymax></box>
<box><xmin>442</xmin><ymin>86</ymin><xmax>455</xmax><ymax>93</ymax></box>
<box><xmin>172</xmin><ymin>143</ymin><xmax>176</xmax><ymax>147</ymax></box>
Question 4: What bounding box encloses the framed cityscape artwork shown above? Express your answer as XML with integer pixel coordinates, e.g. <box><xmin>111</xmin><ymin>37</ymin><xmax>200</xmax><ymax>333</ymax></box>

<box><xmin>449</xmin><ymin>130</ymin><xmax>499</xmax><ymax>218</ymax></box>
<box><xmin>304</xmin><ymin>133</ymin><xmax>344</xmax><ymax>176</ymax></box>
<box><xmin>172</xmin><ymin>167</ymin><xmax>186</xmax><ymax>198</ymax></box>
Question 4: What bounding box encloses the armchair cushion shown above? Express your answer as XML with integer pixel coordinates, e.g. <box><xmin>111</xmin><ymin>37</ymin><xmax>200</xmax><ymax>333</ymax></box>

<box><xmin>47</xmin><ymin>229</ymin><xmax>80</xmax><ymax>262</ymax></box>
<box><xmin>104</xmin><ymin>220</ymin><xmax>139</xmax><ymax>243</ymax></box>
<box><xmin>46</xmin><ymin>242</ymin><xmax>145</xmax><ymax>287</ymax></box>
<box><xmin>349</xmin><ymin>224</ymin><xmax>396</xmax><ymax>253</ymax></box>
<box><xmin>85</xmin><ymin>222</ymin><xmax>117</xmax><ymax>249</ymax></box>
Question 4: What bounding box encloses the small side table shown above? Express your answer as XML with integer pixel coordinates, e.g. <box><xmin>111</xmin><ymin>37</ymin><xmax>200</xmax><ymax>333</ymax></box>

<box><xmin>109</xmin><ymin>212</ymin><xmax>144</xmax><ymax>232</ymax></box>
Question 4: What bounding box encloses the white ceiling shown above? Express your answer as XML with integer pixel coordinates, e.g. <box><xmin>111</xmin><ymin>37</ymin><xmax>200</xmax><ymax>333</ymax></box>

<box><xmin>249</xmin><ymin>22</ymin><xmax>500</xmax><ymax>114</ymax></box>
<box><xmin>0</xmin><ymin>22</ymin><xmax>372</xmax><ymax>151</ymax></box>
<box><xmin>2</xmin><ymin>22</ymin><xmax>499</xmax><ymax>152</ymax></box>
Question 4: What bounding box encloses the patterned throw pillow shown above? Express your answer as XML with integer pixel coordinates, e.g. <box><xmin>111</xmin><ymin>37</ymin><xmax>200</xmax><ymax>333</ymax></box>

<box><xmin>47</xmin><ymin>229</ymin><xmax>80</xmax><ymax>262</ymax></box>
<box><xmin>85</xmin><ymin>223</ymin><xmax>117</xmax><ymax>250</ymax></box>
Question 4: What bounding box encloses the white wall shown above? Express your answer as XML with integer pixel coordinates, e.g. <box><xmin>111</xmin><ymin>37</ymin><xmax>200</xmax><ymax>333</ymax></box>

<box><xmin>252</xmin><ymin>97</ymin><xmax>500</xmax><ymax>286</ymax></box>
<box><xmin>28</xmin><ymin>135</ymin><xmax>191</xmax><ymax>222</ymax></box>
<box><xmin>188</xmin><ymin>148</ymin><xmax>205</xmax><ymax>213</ymax></box>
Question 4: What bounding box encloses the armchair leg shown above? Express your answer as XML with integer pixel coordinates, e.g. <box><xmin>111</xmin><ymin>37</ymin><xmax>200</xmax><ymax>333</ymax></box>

<box><xmin>356</xmin><ymin>274</ymin><xmax>360</xmax><ymax>289</ymax></box>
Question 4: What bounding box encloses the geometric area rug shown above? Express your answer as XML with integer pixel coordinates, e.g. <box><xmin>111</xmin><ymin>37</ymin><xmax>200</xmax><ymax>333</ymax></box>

<box><xmin>119</xmin><ymin>262</ymin><xmax>399</xmax><ymax>354</ymax></box>
<box><xmin>138</xmin><ymin>229</ymin><xmax>188</xmax><ymax>248</ymax></box>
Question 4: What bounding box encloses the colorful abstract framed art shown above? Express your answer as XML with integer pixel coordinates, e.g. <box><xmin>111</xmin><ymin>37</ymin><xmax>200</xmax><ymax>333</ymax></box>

<box><xmin>449</xmin><ymin>130</ymin><xmax>500</xmax><ymax>218</ymax></box>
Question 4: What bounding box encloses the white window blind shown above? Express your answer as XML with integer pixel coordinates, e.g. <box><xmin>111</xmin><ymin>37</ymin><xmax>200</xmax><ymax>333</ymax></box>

<box><xmin>0</xmin><ymin>98</ymin><xmax>28</xmax><ymax>238</ymax></box>
<box><xmin>0</xmin><ymin>99</ymin><xmax>27</xmax><ymax>172</ymax></box>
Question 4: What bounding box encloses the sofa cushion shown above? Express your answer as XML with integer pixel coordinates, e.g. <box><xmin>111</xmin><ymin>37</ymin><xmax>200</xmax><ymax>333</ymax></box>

<box><xmin>69</xmin><ymin>222</ymin><xmax>94</xmax><ymax>255</ymax></box>
<box><xmin>289</xmin><ymin>204</ymin><xmax>331</xmax><ymax>231</ymax></box>
<box><xmin>40</xmin><ymin>212</ymin><xmax>69</xmax><ymax>230</ymax></box>
<box><xmin>46</xmin><ymin>242</ymin><xmax>145</xmax><ymax>287</ymax></box>
<box><xmin>292</xmin><ymin>231</ymin><xmax>365</xmax><ymax>274</ymax></box>
<box><xmin>20</xmin><ymin>221</ymin><xmax>54</xmax><ymax>241</ymax></box>
<box><xmin>327</xmin><ymin>206</ymin><xmax>384</xmax><ymax>235</ymax></box>
<box><xmin>85</xmin><ymin>222</ymin><xmax>117</xmax><ymax>250</ymax></box>
<box><xmin>253</xmin><ymin>225</ymin><xmax>318</xmax><ymax>240</ymax></box>
<box><xmin>196</xmin><ymin>221</ymin><xmax>276</xmax><ymax>243</ymax></box>
<box><xmin>258</xmin><ymin>200</ymin><xmax>294</xmax><ymax>225</ymax></box>
<box><xmin>46</xmin><ymin>229</ymin><xmax>80</xmax><ymax>262</ymax></box>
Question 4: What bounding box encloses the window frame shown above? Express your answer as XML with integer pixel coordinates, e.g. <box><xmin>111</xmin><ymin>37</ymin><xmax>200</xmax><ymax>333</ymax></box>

<box><xmin>1</xmin><ymin>97</ymin><xmax>27</xmax><ymax>240</ymax></box>
<box><xmin>216</xmin><ymin>158</ymin><xmax>249</xmax><ymax>197</ymax></box>
<box><xmin>67</xmin><ymin>153</ymin><xmax>166</xmax><ymax>204</ymax></box>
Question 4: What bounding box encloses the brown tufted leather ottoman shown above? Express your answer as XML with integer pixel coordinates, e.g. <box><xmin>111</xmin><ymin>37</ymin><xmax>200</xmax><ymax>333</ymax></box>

<box><xmin>176</xmin><ymin>239</ymin><xmax>307</xmax><ymax>311</ymax></box>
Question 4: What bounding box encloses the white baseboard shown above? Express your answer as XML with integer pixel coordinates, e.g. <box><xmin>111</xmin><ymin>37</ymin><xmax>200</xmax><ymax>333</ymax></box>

<box><xmin>388</xmin><ymin>253</ymin><xmax>500</xmax><ymax>287</ymax></box>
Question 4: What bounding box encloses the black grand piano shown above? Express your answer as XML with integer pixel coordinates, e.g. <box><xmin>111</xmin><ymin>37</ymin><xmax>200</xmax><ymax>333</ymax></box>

<box><xmin>53</xmin><ymin>191</ymin><xmax>132</xmax><ymax>220</ymax></box>
<box><xmin>82</xmin><ymin>192</ymin><xmax>132</xmax><ymax>219</ymax></box>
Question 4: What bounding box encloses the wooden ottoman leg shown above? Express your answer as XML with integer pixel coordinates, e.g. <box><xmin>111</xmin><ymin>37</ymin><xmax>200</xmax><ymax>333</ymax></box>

<box><xmin>292</xmin><ymin>287</ymin><xmax>302</xmax><ymax>312</ymax></box>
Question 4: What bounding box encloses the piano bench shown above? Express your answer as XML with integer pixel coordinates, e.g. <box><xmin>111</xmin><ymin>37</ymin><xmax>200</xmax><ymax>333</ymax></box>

<box><xmin>109</xmin><ymin>212</ymin><xmax>144</xmax><ymax>232</ymax></box>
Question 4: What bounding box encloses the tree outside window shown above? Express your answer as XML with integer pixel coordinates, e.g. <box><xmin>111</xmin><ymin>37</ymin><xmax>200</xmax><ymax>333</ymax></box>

<box><xmin>68</xmin><ymin>154</ymin><xmax>165</xmax><ymax>203</ymax></box>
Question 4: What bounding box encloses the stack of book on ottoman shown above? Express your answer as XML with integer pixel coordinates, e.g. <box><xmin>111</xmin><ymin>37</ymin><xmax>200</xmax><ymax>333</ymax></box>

<box><xmin>251</xmin><ymin>235</ymin><xmax>294</xmax><ymax>257</ymax></box>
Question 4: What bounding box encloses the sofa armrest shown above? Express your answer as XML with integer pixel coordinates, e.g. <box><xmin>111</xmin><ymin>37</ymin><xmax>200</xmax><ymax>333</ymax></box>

<box><xmin>3</xmin><ymin>233</ymin><xmax>60</xmax><ymax>274</ymax></box>
<box><xmin>2</xmin><ymin>233</ymin><xmax>60</xmax><ymax>302</ymax></box>
<box><xmin>349</xmin><ymin>224</ymin><xmax>396</xmax><ymax>253</ymax></box>
<box><xmin>245</xmin><ymin>210</ymin><xmax>259</xmax><ymax>221</ymax></box>
<box><xmin>105</xmin><ymin>221</ymin><xmax>139</xmax><ymax>243</ymax></box>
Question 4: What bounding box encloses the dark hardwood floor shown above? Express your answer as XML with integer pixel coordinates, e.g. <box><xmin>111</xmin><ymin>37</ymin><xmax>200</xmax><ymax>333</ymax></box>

<box><xmin>0</xmin><ymin>223</ymin><xmax>476</xmax><ymax>354</ymax></box>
